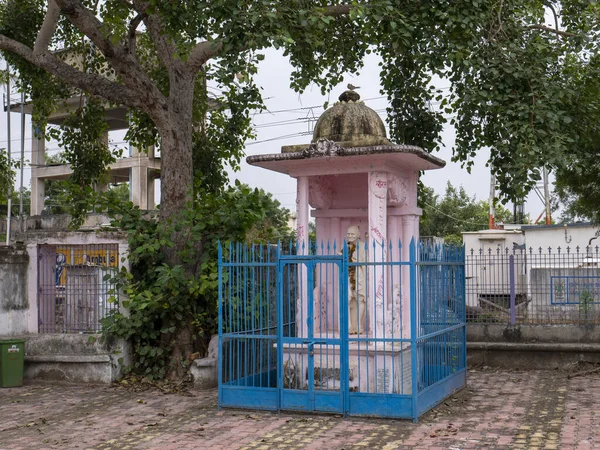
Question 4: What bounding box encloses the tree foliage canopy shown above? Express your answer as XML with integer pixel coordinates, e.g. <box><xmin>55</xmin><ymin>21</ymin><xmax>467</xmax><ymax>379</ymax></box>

<box><xmin>551</xmin><ymin>51</ymin><xmax>600</xmax><ymax>225</ymax></box>
<box><xmin>554</xmin><ymin>151</ymin><xmax>600</xmax><ymax>224</ymax></box>
<box><xmin>1</xmin><ymin>1</ymin><xmax>599</xmax><ymax>210</ymax></box>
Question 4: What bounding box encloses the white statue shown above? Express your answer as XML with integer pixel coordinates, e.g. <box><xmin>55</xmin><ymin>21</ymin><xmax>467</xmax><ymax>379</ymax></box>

<box><xmin>343</xmin><ymin>225</ymin><xmax>367</xmax><ymax>334</ymax></box>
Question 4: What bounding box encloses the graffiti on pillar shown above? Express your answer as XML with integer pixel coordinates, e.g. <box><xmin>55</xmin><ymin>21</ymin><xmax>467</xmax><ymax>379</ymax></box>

<box><xmin>55</xmin><ymin>253</ymin><xmax>66</xmax><ymax>287</ymax></box>
<box><xmin>297</xmin><ymin>225</ymin><xmax>305</xmax><ymax>241</ymax></box>
<box><xmin>369</xmin><ymin>172</ymin><xmax>388</xmax><ymax>248</ymax></box>
<box><xmin>387</xmin><ymin>174</ymin><xmax>408</xmax><ymax>206</ymax></box>
<box><xmin>368</xmin><ymin>172</ymin><xmax>388</xmax><ymax>336</ymax></box>
<box><xmin>54</xmin><ymin>247</ymin><xmax>118</xmax><ymax>287</ymax></box>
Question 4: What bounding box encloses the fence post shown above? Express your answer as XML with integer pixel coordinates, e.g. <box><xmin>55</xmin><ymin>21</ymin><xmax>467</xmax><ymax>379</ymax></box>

<box><xmin>509</xmin><ymin>254</ymin><xmax>516</xmax><ymax>325</ymax></box>
<box><xmin>341</xmin><ymin>242</ymin><xmax>349</xmax><ymax>416</ymax></box>
<box><xmin>409</xmin><ymin>238</ymin><xmax>419</xmax><ymax>422</ymax></box>
<box><xmin>276</xmin><ymin>246</ymin><xmax>284</xmax><ymax>413</ymax></box>
<box><xmin>217</xmin><ymin>241</ymin><xmax>223</xmax><ymax>407</ymax></box>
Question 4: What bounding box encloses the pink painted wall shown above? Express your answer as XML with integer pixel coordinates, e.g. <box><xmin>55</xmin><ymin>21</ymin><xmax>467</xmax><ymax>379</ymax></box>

<box><xmin>304</xmin><ymin>165</ymin><xmax>422</xmax><ymax>338</ymax></box>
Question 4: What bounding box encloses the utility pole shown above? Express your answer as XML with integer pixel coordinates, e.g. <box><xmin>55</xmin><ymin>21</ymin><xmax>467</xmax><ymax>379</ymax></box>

<box><xmin>19</xmin><ymin>91</ymin><xmax>25</xmax><ymax>219</ymax></box>
<box><xmin>543</xmin><ymin>167</ymin><xmax>551</xmax><ymax>225</ymax></box>
<box><xmin>489</xmin><ymin>173</ymin><xmax>496</xmax><ymax>229</ymax></box>
<box><xmin>4</xmin><ymin>74</ymin><xmax>12</xmax><ymax>245</ymax></box>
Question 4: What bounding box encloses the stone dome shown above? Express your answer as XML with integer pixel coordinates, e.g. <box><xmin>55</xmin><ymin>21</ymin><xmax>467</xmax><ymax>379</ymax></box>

<box><xmin>312</xmin><ymin>90</ymin><xmax>391</xmax><ymax>147</ymax></box>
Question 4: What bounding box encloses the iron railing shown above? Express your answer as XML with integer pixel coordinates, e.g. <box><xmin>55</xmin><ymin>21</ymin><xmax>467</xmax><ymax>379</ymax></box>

<box><xmin>466</xmin><ymin>245</ymin><xmax>600</xmax><ymax>324</ymax></box>
<box><xmin>38</xmin><ymin>244</ymin><xmax>119</xmax><ymax>333</ymax></box>
<box><xmin>218</xmin><ymin>239</ymin><xmax>466</xmax><ymax>420</ymax></box>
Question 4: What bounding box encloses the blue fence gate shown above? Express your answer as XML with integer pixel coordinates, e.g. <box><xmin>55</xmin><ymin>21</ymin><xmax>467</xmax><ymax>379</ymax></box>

<box><xmin>218</xmin><ymin>240</ymin><xmax>466</xmax><ymax>421</ymax></box>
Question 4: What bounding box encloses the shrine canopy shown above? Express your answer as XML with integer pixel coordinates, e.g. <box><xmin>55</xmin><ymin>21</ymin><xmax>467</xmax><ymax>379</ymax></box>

<box><xmin>247</xmin><ymin>89</ymin><xmax>446</xmax><ymax>255</ymax></box>
<box><xmin>246</xmin><ymin>89</ymin><xmax>445</xmax><ymax>178</ymax></box>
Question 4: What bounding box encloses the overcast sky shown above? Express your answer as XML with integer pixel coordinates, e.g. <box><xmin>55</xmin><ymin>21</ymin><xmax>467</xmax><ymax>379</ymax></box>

<box><xmin>1</xmin><ymin>50</ymin><xmax>550</xmax><ymax>222</ymax></box>
<box><xmin>238</xmin><ymin>49</ymin><xmax>549</xmax><ymax>222</ymax></box>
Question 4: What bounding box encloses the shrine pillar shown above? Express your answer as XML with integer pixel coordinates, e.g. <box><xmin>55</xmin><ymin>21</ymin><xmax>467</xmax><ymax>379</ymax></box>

<box><xmin>368</xmin><ymin>171</ymin><xmax>388</xmax><ymax>339</ymax></box>
<box><xmin>401</xmin><ymin>214</ymin><xmax>420</xmax><ymax>339</ymax></box>
<box><xmin>296</xmin><ymin>176</ymin><xmax>309</xmax><ymax>337</ymax></box>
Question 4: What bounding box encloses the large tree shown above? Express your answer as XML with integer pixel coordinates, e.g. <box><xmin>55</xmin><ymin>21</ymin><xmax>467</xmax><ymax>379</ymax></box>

<box><xmin>2</xmin><ymin>0</ymin><xmax>600</xmax><ymax>377</ymax></box>
<box><xmin>99</xmin><ymin>181</ymin><xmax>293</xmax><ymax>380</ymax></box>
<box><xmin>1</xmin><ymin>1</ymin><xmax>599</xmax><ymax>230</ymax></box>
<box><xmin>552</xmin><ymin>51</ymin><xmax>600</xmax><ymax>224</ymax></box>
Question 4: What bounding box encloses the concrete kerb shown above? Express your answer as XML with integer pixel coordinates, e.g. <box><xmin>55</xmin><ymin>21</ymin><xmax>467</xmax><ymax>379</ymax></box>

<box><xmin>467</xmin><ymin>323</ymin><xmax>600</xmax><ymax>343</ymax></box>
<box><xmin>13</xmin><ymin>333</ymin><xmax>132</xmax><ymax>384</ymax></box>
<box><xmin>467</xmin><ymin>323</ymin><xmax>600</xmax><ymax>370</ymax></box>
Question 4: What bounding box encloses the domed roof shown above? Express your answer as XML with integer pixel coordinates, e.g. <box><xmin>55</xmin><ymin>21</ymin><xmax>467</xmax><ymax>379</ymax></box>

<box><xmin>312</xmin><ymin>90</ymin><xmax>391</xmax><ymax>147</ymax></box>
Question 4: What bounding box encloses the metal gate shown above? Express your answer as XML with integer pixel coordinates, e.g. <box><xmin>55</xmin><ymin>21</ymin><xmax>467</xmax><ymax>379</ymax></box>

<box><xmin>38</xmin><ymin>244</ymin><xmax>119</xmax><ymax>333</ymax></box>
<box><xmin>218</xmin><ymin>240</ymin><xmax>466</xmax><ymax>420</ymax></box>
<box><xmin>278</xmin><ymin>255</ymin><xmax>346</xmax><ymax>413</ymax></box>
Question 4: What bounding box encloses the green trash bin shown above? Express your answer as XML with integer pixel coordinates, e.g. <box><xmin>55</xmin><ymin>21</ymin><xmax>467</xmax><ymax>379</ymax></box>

<box><xmin>0</xmin><ymin>339</ymin><xmax>25</xmax><ymax>388</ymax></box>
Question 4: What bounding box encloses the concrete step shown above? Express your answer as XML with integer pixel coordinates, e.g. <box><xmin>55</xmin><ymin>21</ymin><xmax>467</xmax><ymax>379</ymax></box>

<box><xmin>468</xmin><ymin>341</ymin><xmax>600</xmax><ymax>370</ymax></box>
<box><xmin>25</xmin><ymin>354</ymin><xmax>110</xmax><ymax>363</ymax></box>
<box><xmin>24</xmin><ymin>333</ymin><xmax>112</xmax><ymax>356</ymax></box>
<box><xmin>6</xmin><ymin>333</ymin><xmax>131</xmax><ymax>383</ymax></box>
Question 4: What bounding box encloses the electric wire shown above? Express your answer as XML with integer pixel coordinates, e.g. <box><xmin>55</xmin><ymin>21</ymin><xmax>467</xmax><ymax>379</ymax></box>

<box><xmin>421</xmin><ymin>200</ymin><xmax>489</xmax><ymax>227</ymax></box>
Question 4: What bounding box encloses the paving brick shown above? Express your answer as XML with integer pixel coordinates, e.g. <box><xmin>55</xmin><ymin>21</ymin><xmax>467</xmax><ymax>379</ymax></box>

<box><xmin>0</xmin><ymin>369</ymin><xmax>599</xmax><ymax>449</ymax></box>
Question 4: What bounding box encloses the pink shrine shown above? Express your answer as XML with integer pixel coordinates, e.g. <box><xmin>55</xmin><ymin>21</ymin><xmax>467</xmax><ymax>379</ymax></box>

<box><xmin>249</xmin><ymin>89</ymin><xmax>444</xmax><ymax>331</ymax></box>
<box><xmin>246</xmin><ymin>90</ymin><xmax>446</xmax><ymax>395</ymax></box>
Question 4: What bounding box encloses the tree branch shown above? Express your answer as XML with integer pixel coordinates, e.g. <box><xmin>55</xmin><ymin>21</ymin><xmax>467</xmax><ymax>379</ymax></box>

<box><xmin>187</xmin><ymin>40</ymin><xmax>223</xmax><ymax>71</ymax></box>
<box><xmin>526</xmin><ymin>24</ymin><xmax>577</xmax><ymax>38</ymax></box>
<box><xmin>53</xmin><ymin>0</ymin><xmax>168</xmax><ymax>118</ymax></box>
<box><xmin>187</xmin><ymin>3</ymin><xmax>353</xmax><ymax>71</ymax></box>
<box><xmin>134</xmin><ymin>1</ymin><xmax>180</xmax><ymax>71</ymax></box>
<box><xmin>34</xmin><ymin>0</ymin><xmax>61</xmax><ymax>54</ymax></box>
<box><xmin>0</xmin><ymin>34</ymin><xmax>154</xmax><ymax>113</ymax></box>
<box><xmin>127</xmin><ymin>13</ymin><xmax>144</xmax><ymax>57</ymax></box>
<box><xmin>321</xmin><ymin>5</ymin><xmax>352</xmax><ymax>16</ymax></box>
<box><xmin>55</xmin><ymin>0</ymin><xmax>121</xmax><ymax>58</ymax></box>
<box><xmin>547</xmin><ymin>4</ymin><xmax>560</xmax><ymax>33</ymax></box>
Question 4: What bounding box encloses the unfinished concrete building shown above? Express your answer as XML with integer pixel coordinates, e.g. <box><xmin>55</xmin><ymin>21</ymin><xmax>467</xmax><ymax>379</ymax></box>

<box><xmin>14</xmin><ymin>96</ymin><xmax>160</xmax><ymax>215</ymax></box>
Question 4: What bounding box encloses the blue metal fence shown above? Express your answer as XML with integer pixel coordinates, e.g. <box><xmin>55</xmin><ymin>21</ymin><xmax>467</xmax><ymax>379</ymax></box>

<box><xmin>218</xmin><ymin>239</ymin><xmax>466</xmax><ymax>420</ymax></box>
<box><xmin>416</xmin><ymin>243</ymin><xmax>467</xmax><ymax>416</ymax></box>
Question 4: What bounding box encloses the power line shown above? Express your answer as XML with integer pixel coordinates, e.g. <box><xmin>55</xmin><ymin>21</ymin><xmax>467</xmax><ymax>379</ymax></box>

<box><xmin>246</xmin><ymin>131</ymin><xmax>312</xmax><ymax>146</ymax></box>
<box><xmin>255</xmin><ymin>118</ymin><xmax>314</xmax><ymax>129</ymax></box>
<box><xmin>421</xmin><ymin>201</ymin><xmax>488</xmax><ymax>227</ymax></box>
<box><xmin>254</xmin><ymin>95</ymin><xmax>388</xmax><ymax>116</ymax></box>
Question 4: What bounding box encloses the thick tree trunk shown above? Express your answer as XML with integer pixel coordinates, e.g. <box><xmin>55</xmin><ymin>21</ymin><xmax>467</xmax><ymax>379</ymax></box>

<box><xmin>158</xmin><ymin>119</ymin><xmax>193</xmax><ymax>221</ymax></box>
<box><xmin>163</xmin><ymin>323</ymin><xmax>195</xmax><ymax>381</ymax></box>
<box><xmin>158</xmin><ymin>73</ymin><xmax>196</xmax><ymax>267</ymax></box>
<box><xmin>156</xmin><ymin>73</ymin><xmax>197</xmax><ymax>379</ymax></box>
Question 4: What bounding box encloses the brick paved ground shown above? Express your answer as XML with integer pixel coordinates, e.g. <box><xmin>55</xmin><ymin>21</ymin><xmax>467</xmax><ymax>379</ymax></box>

<box><xmin>0</xmin><ymin>368</ymin><xmax>599</xmax><ymax>449</ymax></box>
